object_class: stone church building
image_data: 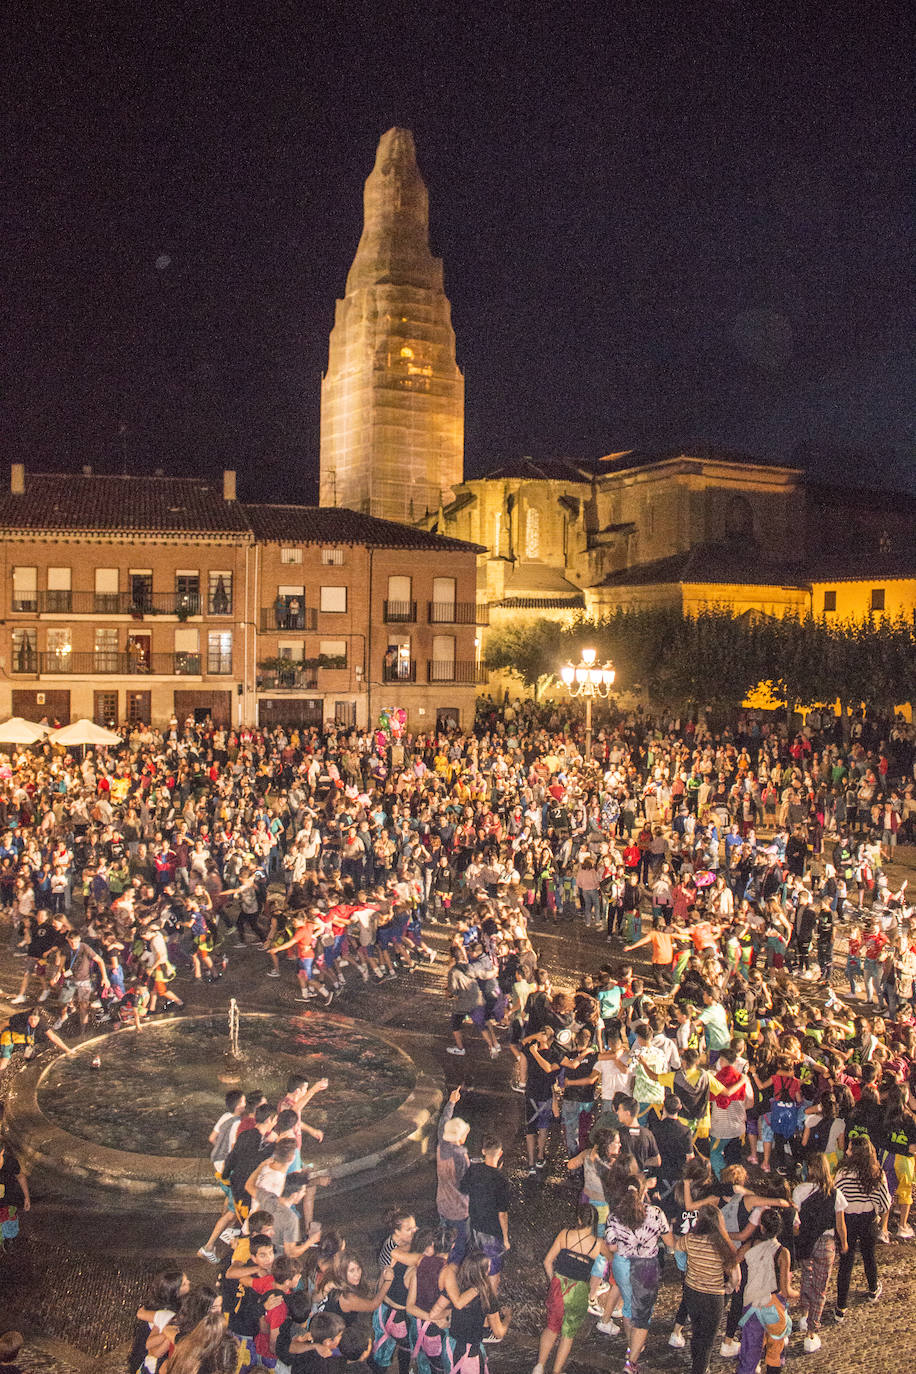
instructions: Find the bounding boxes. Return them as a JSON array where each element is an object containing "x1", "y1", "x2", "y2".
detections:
[{"x1": 321, "y1": 130, "x2": 916, "y2": 645}]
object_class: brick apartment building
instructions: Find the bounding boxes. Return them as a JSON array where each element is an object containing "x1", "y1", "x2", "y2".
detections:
[{"x1": 0, "y1": 465, "x2": 485, "y2": 732}]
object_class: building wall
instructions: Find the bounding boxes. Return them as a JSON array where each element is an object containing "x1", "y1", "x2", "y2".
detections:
[
  {"x1": 1, "y1": 526, "x2": 481, "y2": 733},
  {"x1": 1, "y1": 534, "x2": 248, "y2": 727},
  {"x1": 809, "y1": 577, "x2": 916, "y2": 621}
]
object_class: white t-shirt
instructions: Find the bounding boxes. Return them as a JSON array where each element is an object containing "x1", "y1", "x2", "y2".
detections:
[{"x1": 598, "y1": 1056, "x2": 633, "y2": 1102}]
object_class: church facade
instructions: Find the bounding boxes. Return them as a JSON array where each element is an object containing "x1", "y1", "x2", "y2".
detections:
[{"x1": 320, "y1": 131, "x2": 916, "y2": 673}]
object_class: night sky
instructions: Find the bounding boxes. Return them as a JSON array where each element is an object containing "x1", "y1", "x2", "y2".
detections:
[{"x1": 3, "y1": 2, "x2": 913, "y2": 501}]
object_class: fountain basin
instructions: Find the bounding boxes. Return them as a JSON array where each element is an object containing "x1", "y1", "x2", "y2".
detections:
[{"x1": 4, "y1": 1011, "x2": 441, "y2": 1203}]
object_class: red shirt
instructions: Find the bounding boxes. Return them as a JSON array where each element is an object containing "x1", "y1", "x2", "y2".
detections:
[{"x1": 864, "y1": 932, "x2": 888, "y2": 961}]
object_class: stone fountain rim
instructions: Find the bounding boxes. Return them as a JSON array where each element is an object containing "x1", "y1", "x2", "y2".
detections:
[{"x1": 4, "y1": 1010, "x2": 442, "y2": 1197}]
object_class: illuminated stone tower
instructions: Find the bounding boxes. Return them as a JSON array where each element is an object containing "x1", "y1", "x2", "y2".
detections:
[{"x1": 320, "y1": 128, "x2": 464, "y2": 522}]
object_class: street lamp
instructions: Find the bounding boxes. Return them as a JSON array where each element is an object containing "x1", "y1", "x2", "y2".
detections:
[{"x1": 559, "y1": 647, "x2": 615, "y2": 759}]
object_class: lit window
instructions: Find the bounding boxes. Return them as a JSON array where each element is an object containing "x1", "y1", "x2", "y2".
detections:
[
  {"x1": 525, "y1": 507, "x2": 540, "y2": 559},
  {"x1": 400, "y1": 346, "x2": 414, "y2": 359},
  {"x1": 207, "y1": 630, "x2": 232, "y2": 674},
  {"x1": 281, "y1": 547, "x2": 302, "y2": 564}
]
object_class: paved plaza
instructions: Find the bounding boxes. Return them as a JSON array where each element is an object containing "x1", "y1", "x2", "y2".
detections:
[{"x1": 3, "y1": 854, "x2": 916, "y2": 1374}]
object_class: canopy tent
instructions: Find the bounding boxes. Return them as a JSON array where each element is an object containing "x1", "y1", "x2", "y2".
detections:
[
  {"x1": 0, "y1": 716, "x2": 51, "y2": 744},
  {"x1": 48, "y1": 719, "x2": 122, "y2": 747}
]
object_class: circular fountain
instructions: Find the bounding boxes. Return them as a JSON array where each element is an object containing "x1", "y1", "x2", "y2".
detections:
[{"x1": 4, "y1": 1010, "x2": 440, "y2": 1203}]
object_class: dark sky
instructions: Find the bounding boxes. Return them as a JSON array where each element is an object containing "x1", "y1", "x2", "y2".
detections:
[{"x1": 3, "y1": 1, "x2": 913, "y2": 501}]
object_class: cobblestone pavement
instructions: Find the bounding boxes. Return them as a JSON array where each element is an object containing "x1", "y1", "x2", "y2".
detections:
[{"x1": 2, "y1": 847, "x2": 916, "y2": 1373}]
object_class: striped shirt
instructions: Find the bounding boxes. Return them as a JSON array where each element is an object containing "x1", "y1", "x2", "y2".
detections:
[
  {"x1": 677, "y1": 1232, "x2": 731, "y2": 1294},
  {"x1": 833, "y1": 1170, "x2": 891, "y2": 1216}
]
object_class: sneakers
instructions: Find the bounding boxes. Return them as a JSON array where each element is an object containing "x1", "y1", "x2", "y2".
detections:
[
  {"x1": 796, "y1": 1316, "x2": 807, "y2": 1334},
  {"x1": 868, "y1": 1282, "x2": 883, "y2": 1302},
  {"x1": 10, "y1": 994, "x2": 26, "y2": 1004},
  {"x1": 358, "y1": 966, "x2": 370, "y2": 982},
  {"x1": 446, "y1": 1045, "x2": 466, "y2": 1055},
  {"x1": 595, "y1": 1319, "x2": 620, "y2": 1336},
  {"x1": 668, "y1": 1330, "x2": 686, "y2": 1348},
  {"x1": 482, "y1": 1333, "x2": 502, "y2": 1344},
  {"x1": 593, "y1": 1281, "x2": 610, "y2": 1298},
  {"x1": 38, "y1": 989, "x2": 51, "y2": 1002},
  {"x1": 720, "y1": 1339, "x2": 741, "y2": 1357},
  {"x1": 897, "y1": 1225, "x2": 915, "y2": 1239},
  {"x1": 511, "y1": 1082, "x2": 525, "y2": 1093},
  {"x1": 536, "y1": 1157, "x2": 547, "y2": 1169},
  {"x1": 527, "y1": 1165, "x2": 538, "y2": 1176},
  {"x1": 803, "y1": 1334, "x2": 822, "y2": 1353},
  {"x1": 300, "y1": 988, "x2": 315, "y2": 1000},
  {"x1": 265, "y1": 969, "x2": 280, "y2": 978},
  {"x1": 197, "y1": 1247, "x2": 220, "y2": 1263},
  {"x1": 587, "y1": 1300, "x2": 604, "y2": 1317},
  {"x1": 877, "y1": 1231, "x2": 890, "y2": 1244},
  {"x1": 833, "y1": 1308, "x2": 846, "y2": 1323},
  {"x1": 319, "y1": 988, "x2": 334, "y2": 1006},
  {"x1": 531, "y1": 1365, "x2": 545, "y2": 1374}
]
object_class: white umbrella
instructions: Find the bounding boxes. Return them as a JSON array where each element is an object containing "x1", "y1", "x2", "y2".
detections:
[
  {"x1": 49, "y1": 719, "x2": 123, "y2": 747},
  {"x1": 0, "y1": 716, "x2": 51, "y2": 744}
]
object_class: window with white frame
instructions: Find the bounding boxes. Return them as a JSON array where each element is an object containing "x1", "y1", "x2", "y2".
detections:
[
  {"x1": 319, "y1": 639, "x2": 347, "y2": 668},
  {"x1": 46, "y1": 567, "x2": 72, "y2": 613},
  {"x1": 280, "y1": 547, "x2": 302, "y2": 564},
  {"x1": 208, "y1": 571, "x2": 233, "y2": 615},
  {"x1": 320, "y1": 585, "x2": 347, "y2": 614},
  {"x1": 12, "y1": 566, "x2": 37, "y2": 613},
  {"x1": 207, "y1": 630, "x2": 232, "y2": 674},
  {"x1": 94, "y1": 627, "x2": 119, "y2": 671},
  {"x1": 95, "y1": 567, "x2": 120, "y2": 613},
  {"x1": 174, "y1": 627, "x2": 200, "y2": 673},
  {"x1": 11, "y1": 627, "x2": 37, "y2": 672},
  {"x1": 47, "y1": 627, "x2": 71, "y2": 663},
  {"x1": 321, "y1": 547, "x2": 344, "y2": 565}
]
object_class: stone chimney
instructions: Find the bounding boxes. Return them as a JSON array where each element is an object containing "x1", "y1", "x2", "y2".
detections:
[
  {"x1": 223, "y1": 469, "x2": 237, "y2": 501},
  {"x1": 10, "y1": 463, "x2": 24, "y2": 495}
]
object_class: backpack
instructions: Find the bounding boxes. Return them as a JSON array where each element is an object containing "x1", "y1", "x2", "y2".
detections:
[
  {"x1": 796, "y1": 1187, "x2": 836, "y2": 1260},
  {"x1": 770, "y1": 1100, "x2": 798, "y2": 1140}
]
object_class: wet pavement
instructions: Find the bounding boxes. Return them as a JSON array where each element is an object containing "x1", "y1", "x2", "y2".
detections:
[{"x1": 2, "y1": 852, "x2": 916, "y2": 1373}]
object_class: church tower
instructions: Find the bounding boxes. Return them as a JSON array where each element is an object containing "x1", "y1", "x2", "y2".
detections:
[{"x1": 320, "y1": 128, "x2": 464, "y2": 522}]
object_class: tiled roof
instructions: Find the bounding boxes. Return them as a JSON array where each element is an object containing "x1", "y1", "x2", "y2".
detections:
[
  {"x1": 596, "y1": 545, "x2": 809, "y2": 589},
  {"x1": 597, "y1": 446, "x2": 799, "y2": 475},
  {"x1": 243, "y1": 504, "x2": 484, "y2": 551},
  {"x1": 471, "y1": 457, "x2": 595, "y2": 483},
  {"x1": 0, "y1": 473, "x2": 250, "y2": 535},
  {"x1": 0, "y1": 472, "x2": 483, "y2": 551}
]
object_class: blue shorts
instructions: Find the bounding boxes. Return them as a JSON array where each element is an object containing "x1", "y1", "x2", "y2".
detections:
[{"x1": 296, "y1": 956, "x2": 314, "y2": 977}]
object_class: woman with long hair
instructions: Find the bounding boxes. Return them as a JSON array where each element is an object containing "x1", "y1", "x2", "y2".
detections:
[
  {"x1": 677, "y1": 1203, "x2": 739, "y2": 1374},
  {"x1": 431, "y1": 1249, "x2": 511, "y2": 1374},
  {"x1": 834, "y1": 1138, "x2": 891, "y2": 1320},
  {"x1": 792, "y1": 1152, "x2": 839, "y2": 1352},
  {"x1": 161, "y1": 1313, "x2": 232, "y2": 1374},
  {"x1": 599, "y1": 1181, "x2": 675, "y2": 1374},
  {"x1": 532, "y1": 1203, "x2": 607, "y2": 1374}
]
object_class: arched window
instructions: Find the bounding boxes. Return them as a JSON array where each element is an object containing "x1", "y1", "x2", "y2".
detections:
[{"x1": 525, "y1": 506, "x2": 540, "y2": 559}]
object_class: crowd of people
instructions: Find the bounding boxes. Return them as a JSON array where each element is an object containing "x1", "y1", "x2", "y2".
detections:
[{"x1": 0, "y1": 699, "x2": 915, "y2": 1374}]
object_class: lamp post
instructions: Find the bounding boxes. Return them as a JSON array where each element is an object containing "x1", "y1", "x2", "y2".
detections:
[{"x1": 559, "y1": 648, "x2": 616, "y2": 759}]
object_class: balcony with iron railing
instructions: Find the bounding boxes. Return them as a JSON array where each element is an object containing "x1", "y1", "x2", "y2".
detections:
[
  {"x1": 257, "y1": 666, "x2": 319, "y2": 691},
  {"x1": 382, "y1": 660, "x2": 417, "y2": 683},
  {"x1": 19, "y1": 651, "x2": 207, "y2": 676},
  {"x1": 426, "y1": 660, "x2": 488, "y2": 685},
  {"x1": 259, "y1": 606, "x2": 319, "y2": 632},
  {"x1": 383, "y1": 600, "x2": 417, "y2": 624},
  {"x1": 27, "y1": 590, "x2": 223, "y2": 617},
  {"x1": 427, "y1": 601, "x2": 483, "y2": 624}
]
